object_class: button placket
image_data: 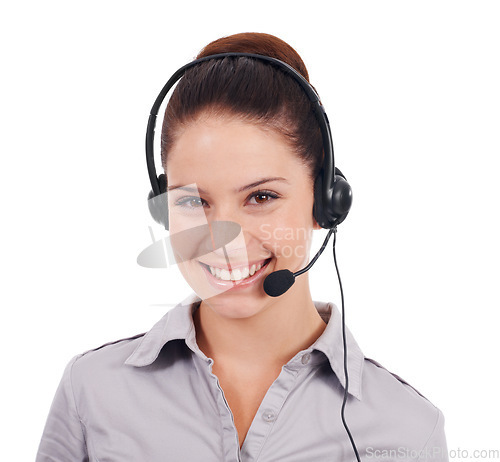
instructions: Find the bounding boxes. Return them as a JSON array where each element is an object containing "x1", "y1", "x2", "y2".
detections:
[
  {"x1": 205, "y1": 358, "x2": 241, "y2": 461},
  {"x1": 239, "y1": 366, "x2": 299, "y2": 460}
]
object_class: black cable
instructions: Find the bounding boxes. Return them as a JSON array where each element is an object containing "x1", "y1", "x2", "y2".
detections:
[
  {"x1": 332, "y1": 228, "x2": 361, "y2": 462},
  {"x1": 295, "y1": 228, "x2": 334, "y2": 277}
]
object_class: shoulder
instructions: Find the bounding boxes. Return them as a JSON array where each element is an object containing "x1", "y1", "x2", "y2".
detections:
[
  {"x1": 68, "y1": 332, "x2": 147, "y2": 379},
  {"x1": 360, "y1": 357, "x2": 447, "y2": 453},
  {"x1": 362, "y1": 356, "x2": 440, "y2": 416},
  {"x1": 363, "y1": 356, "x2": 433, "y2": 402}
]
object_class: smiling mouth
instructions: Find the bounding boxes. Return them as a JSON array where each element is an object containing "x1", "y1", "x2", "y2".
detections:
[{"x1": 198, "y1": 258, "x2": 272, "y2": 282}]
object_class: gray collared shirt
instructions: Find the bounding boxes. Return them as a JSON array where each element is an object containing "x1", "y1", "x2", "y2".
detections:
[{"x1": 36, "y1": 292, "x2": 449, "y2": 461}]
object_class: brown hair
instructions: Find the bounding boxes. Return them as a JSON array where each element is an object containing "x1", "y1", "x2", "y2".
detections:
[{"x1": 160, "y1": 32, "x2": 323, "y2": 185}]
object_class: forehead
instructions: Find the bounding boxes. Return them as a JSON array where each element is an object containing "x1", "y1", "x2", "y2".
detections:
[{"x1": 166, "y1": 115, "x2": 303, "y2": 184}]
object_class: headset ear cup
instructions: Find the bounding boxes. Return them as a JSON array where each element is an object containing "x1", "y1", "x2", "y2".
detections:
[
  {"x1": 147, "y1": 173, "x2": 169, "y2": 230},
  {"x1": 147, "y1": 190, "x2": 169, "y2": 230},
  {"x1": 331, "y1": 175, "x2": 353, "y2": 225},
  {"x1": 315, "y1": 167, "x2": 353, "y2": 228}
]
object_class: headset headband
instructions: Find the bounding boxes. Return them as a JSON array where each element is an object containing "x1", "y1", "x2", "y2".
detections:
[{"x1": 145, "y1": 52, "x2": 335, "y2": 200}]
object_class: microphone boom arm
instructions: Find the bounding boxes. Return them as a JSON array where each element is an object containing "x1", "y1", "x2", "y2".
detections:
[{"x1": 294, "y1": 227, "x2": 335, "y2": 277}]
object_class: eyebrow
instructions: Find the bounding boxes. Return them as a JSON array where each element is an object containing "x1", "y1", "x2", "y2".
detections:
[{"x1": 167, "y1": 177, "x2": 289, "y2": 194}]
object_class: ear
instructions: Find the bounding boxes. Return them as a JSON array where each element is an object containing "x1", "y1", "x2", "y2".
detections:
[{"x1": 312, "y1": 217, "x2": 322, "y2": 231}]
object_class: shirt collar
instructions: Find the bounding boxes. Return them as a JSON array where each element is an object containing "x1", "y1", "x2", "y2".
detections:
[{"x1": 124, "y1": 292, "x2": 364, "y2": 400}]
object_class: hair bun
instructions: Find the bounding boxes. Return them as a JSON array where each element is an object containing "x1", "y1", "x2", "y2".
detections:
[{"x1": 196, "y1": 32, "x2": 310, "y2": 82}]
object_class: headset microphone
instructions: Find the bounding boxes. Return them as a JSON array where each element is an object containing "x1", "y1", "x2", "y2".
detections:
[{"x1": 263, "y1": 228, "x2": 335, "y2": 297}]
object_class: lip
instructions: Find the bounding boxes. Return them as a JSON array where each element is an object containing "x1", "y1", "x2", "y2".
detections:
[{"x1": 198, "y1": 257, "x2": 272, "y2": 291}]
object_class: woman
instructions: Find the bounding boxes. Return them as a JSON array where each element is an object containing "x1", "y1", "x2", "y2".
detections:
[{"x1": 36, "y1": 32, "x2": 448, "y2": 461}]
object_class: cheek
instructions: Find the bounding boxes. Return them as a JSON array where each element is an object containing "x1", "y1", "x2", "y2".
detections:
[
  {"x1": 256, "y1": 222, "x2": 312, "y2": 262},
  {"x1": 253, "y1": 194, "x2": 315, "y2": 259}
]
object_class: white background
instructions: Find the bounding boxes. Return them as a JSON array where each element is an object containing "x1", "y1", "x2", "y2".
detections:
[{"x1": 1, "y1": 0, "x2": 499, "y2": 459}]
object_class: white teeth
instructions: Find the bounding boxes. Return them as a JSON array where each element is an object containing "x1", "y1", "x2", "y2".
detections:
[
  {"x1": 230, "y1": 269, "x2": 242, "y2": 281},
  {"x1": 206, "y1": 260, "x2": 269, "y2": 281}
]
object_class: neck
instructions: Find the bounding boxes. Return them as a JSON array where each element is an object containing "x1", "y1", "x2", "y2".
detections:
[{"x1": 193, "y1": 276, "x2": 327, "y2": 372}]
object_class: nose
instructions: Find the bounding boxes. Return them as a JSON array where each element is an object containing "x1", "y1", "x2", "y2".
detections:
[
  {"x1": 206, "y1": 202, "x2": 249, "y2": 236},
  {"x1": 205, "y1": 213, "x2": 248, "y2": 260},
  {"x1": 206, "y1": 202, "x2": 240, "y2": 226}
]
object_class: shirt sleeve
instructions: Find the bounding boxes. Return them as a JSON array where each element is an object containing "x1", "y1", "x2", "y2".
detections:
[
  {"x1": 418, "y1": 408, "x2": 449, "y2": 461},
  {"x1": 35, "y1": 354, "x2": 89, "y2": 462}
]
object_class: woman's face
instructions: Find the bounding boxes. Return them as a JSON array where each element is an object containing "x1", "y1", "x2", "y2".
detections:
[{"x1": 166, "y1": 113, "x2": 321, "y2": 318}]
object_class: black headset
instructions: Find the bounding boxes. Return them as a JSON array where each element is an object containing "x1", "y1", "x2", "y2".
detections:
[
  {"x1": 145, "y1": 52, "x2": 352, "y2": 231},
  {"x1": 144, "y1": 52, "x2": 360, "y2": 461}
]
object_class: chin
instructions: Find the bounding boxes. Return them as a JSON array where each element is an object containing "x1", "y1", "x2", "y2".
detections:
[{"x1": 202, "y1": 297, "x2": 268, "y2": 320}]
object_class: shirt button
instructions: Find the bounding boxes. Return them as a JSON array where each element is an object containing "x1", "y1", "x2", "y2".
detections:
[
  {"x1": 301, "y1": 353, "x2": 311, "y2": 365},
  {"x1": 262, "y1": 409, "x2": 276, "y2": 422}
]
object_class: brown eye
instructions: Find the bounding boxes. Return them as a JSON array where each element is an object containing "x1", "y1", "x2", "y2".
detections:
[
  {"x1": 248, "y1": 190, "x2": 280, "y2": 206},
  {"x1": 254, "y1": 193, "x2": 270, "y2": 204}
]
